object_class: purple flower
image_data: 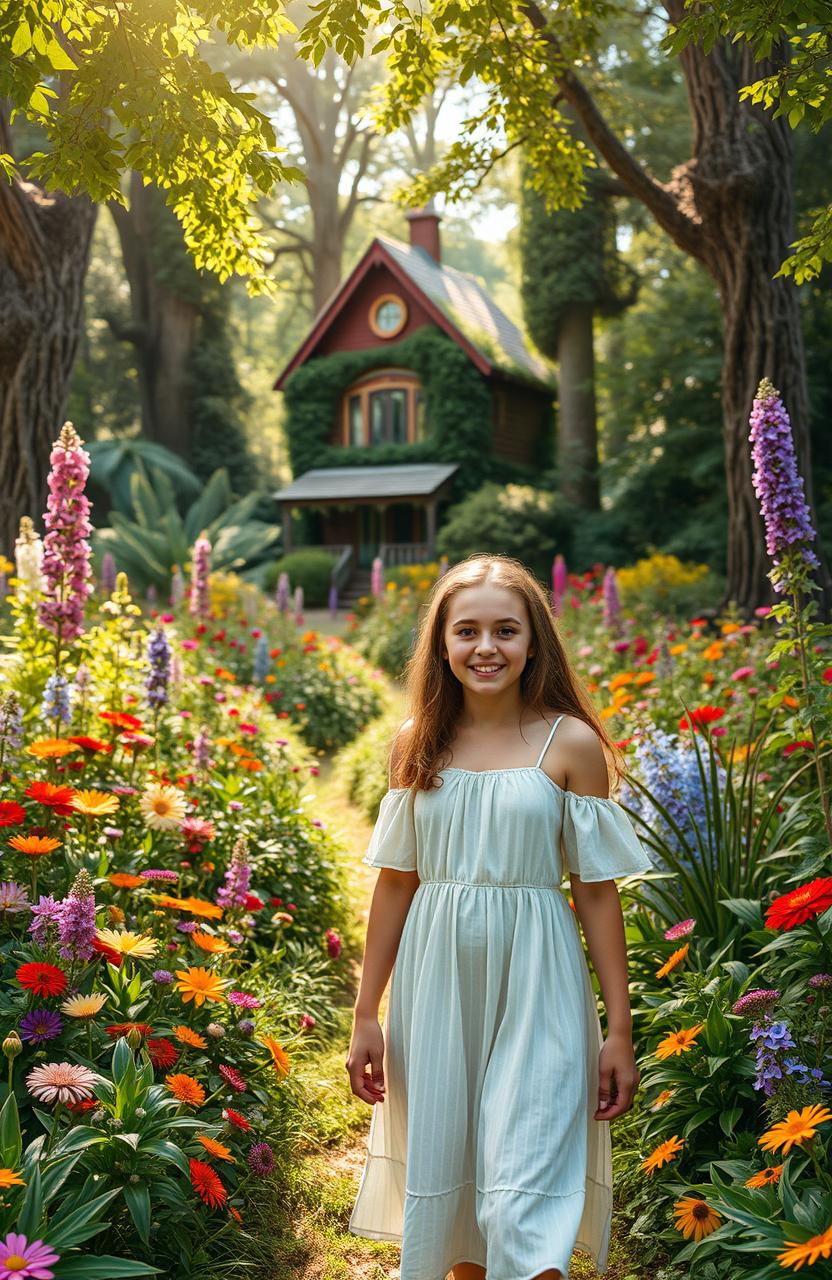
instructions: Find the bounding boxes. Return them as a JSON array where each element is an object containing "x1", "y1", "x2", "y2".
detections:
[
  {"x1": 28, "y1": 894, "x2": 63, "y2": 945},
  {"x1": 0, "y1": 881, "x2": 30, "y2": 914},
  {"x1": 247, "y1": 1141, "x2": 275, "y2": 1176},
  {"x1": 19, "y1": 1007, "x2": 64, "y2": 1045},
  {"x1": 176, "y1": 921, "x2": 198, "y2": 934},
  {"x1": 237, "y1": 1019, "x2": 255, "y2": 1036},
  {"x1": 552, "y1": 553, "x2": 567, "y2": 614},
  {"x1": 602, "y1": 566, "x2": 621, "y2": 630},
  {"x1": 275, "y1": 571, "x2": 290, "y2": 613},
  {"x1": 0, "y1": 692, "x2": 23, "y2": 757},
  {"x1": 102, "y1": 827, "x2": 123, "y2": 839},
  {"x1": 189, "y1": 534, "x2": 211, "y2": 619},
  {"x1": 152, "y1": 970, "x2": 174, "y2": 985},
  {"x1": 732, "y1": 989, "x2": 781, "y2": 1018},
  {"x1": 38, "y1": 423, "x2": 94, "y2": 645},
  {"x1": 216, "y1": 837, "x2": 251, "y2": 909},
  {"x1": 146, "y1": 626, "x2": 171, "y2": 708},
  {"x1": 140, "y1": 869, "x2": 179, "y2": 882},
  {"x1": 809, "y1": 973, "x2": 832, "y2": 990},
  {"x1": 0, "y1": 1232, "x2": 60, "y2": 1280},
  {"x1": 57, "y1": 869, "x2": 96, "y2": 963},
  {"x1": 749, "y1": 378, "x2": 820, "y2": 593},
  {"x1": 228, "y1": 992, "x2": 261, "y2": 1010},
  {"x1": 100, "y1": 551, "x2": 117, "y2": 597},
  {"x1": 193, "y1": 725, "x2": 212, "y2": 771},
  {"x1": 40, "y1": 671, "x2": 72, "y2": 725}
]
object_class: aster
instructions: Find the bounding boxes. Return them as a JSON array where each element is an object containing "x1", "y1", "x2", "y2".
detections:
[
  {"x1": 38, "y1": 424, "x2": 94, "y2": 645},
  {"x1": 19, "y1": 1008, "x2": 64, "y2": 1046}
]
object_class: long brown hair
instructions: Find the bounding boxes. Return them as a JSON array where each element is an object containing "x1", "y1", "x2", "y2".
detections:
[{"x1": 387, "y1": 553, "x2": 628, "y2": 795}]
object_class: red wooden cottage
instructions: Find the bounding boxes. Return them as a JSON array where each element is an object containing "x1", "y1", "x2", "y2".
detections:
[{"x1": 273, "y1": 209, "x2": 555, "y2": 583}]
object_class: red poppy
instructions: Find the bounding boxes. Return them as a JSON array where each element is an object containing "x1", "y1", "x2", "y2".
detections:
[
  {"x1": 146, "y1": 1037, "x2": 179, "y2": 1069},
  {"x1": 99, "y1": 710, "x2": 144, "y2": 730},
  {"x1": 91, "y1": 935, "x2": 123, "y2": 966},
  {"x1": 106, "y1": 1022, "x2": 154, "y2": 1039},
  {"x1": 765, "y1": 877, "x2": 832, "y2": 932},
  {"x1": 25, "y1": 781, "x2": 77, "y2": 815},
  {"x1": 678, "y1": 705, "x2": 726, "y2": 731},
  {"x1": 0, "y1": 801, "x2": 26, "y2": 828},
  {"x1": 16, "y1": 961, "x2": 68, "y2": 998},
  {"x1": 189, "y1": 1157, "x2": 227, "y2": 1209},
  {"x1": 67, "y1": 736, "x2": 113, "y2": 754},
  {"x1": 222, "y1": 1107, "x2": 251, "y2": 1132}
]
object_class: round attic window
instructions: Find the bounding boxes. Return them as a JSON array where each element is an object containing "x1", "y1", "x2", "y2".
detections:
[{"x1": 370, "y1": 294, "x2": 407, "y2": 339}]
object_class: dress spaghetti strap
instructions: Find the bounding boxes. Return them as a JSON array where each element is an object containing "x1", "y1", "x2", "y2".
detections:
[{"x1": 535, "y1": 714, "x2": 565, "y2": 769}]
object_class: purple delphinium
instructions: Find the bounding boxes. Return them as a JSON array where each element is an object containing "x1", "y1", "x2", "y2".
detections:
[
  {"x1": 216, "y1": 837, "x2": 251, "y2": 909},
  {"x1": 0, "y1": 881, "x2": 30, "y2": 914},
  {"x1": 100, "y1": 551, "x2": 117, "y2": 598},
  {"x1": 20, "y1": 1007, "x2": 64, "y2": 1045},
  {"x1": 749, "y1": 378, "x2": 820, "y2": 593},
  {"x1": 57, "y1": 870, "x2": 96, "y2": 963},
  {"x1": 38, "y1": 423, "x2": 94, "y2": 645},
  {"x1": 247, "y1": 1141, "x2": 275, "y2": 1176},
  {"x1": 40, "y1": 671, "x2": 72, "y2": 725},
  {"x1": 602, "y1": 567, "x2": 621, "y2": 631},
  {"x1": 28, "y1": 894, "x2": 63, "y2": 945},
  {"x1": 275, "y1": 571, "x2": 290, "y2": 613},
  {"x1": 146, "y1": 627, "x2": 171, "y2": 708},
  {"x1": 619, "y1": 722, "x2": 724, "y2": 862},
  {"x1": 189, "y1": 534, "x2": 211, "y2": 619},
  {"x1": 749, "y1": 1017, "x2": 797, "y2": 1097}
]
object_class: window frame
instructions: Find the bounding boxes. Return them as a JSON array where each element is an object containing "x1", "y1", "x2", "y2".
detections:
[
  {"x1": 341, "y1": 369, "x2": 423, "y2": 446},
  {"x1": 368, "y1": 293, "x2": 408, "y2": 339}
]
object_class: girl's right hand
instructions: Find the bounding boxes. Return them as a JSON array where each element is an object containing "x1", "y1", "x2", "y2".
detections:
[{"x1": 346, "y1": 1016, "x2": 386, "y2": 1105}]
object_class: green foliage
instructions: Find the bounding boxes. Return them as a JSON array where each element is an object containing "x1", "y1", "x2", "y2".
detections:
[
  {"x1": 0, "y1": 0, "x2": 303, "y2": 292},
  {"x1": 334, "y1": 706, "x2": 404, "y2": 817},
  {"x1": 265, "y1": 549, "x2": 339, "y2": 607},
  {"x1": 436, "y1": 480, "x2": 576, "y2": 583},
  {"x1": 282, "y1": 327, "x2": 505, "y2": 499},
  {"x1": 520, "y1": 163, "x2": 638, "y2": 357},
  {"x1": 272, "y1": 644, "x2": 385, "y2": 751},
  {"x1": 93, "y1": 466, "x2": 281, "y2": 591},
  {"x1": 85, "y1": 440, "x2": 203, "y2": 518}
]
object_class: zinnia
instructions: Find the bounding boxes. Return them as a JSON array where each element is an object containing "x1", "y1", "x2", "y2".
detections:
[
  {"x1": 26, "y1": 1062, "x2": 98, "y2": 1105},
  {"x1": 765, "y1": 877, "x2": 832, "y2": 932},
  {"x1": 0, "y1": 802, "x2": 26, "y2": 827},
  {"x1": 165, "y1": 1073, "x2": 206, "y2": 1106},
  {"x1": 147, "y1": 1038, "x2": 179, "y2": 1070}
]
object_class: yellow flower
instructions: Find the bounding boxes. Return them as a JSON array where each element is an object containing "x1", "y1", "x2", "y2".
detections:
[
  {"x1": 70, "y1": 789, "x2": 120, "y2": 817},
  {"x1": 656, "y1": 943, "x2": 690, "y2": 979},
  {"x1": 25, "y1": 738, "x2": 81, "y2": 759},
  {"x1": 777, "y1": 1223, "x2": 832, "y2": 1271},
  {"x1": 758, "y1": 1104, "x2": 832, "y2": 1156},
  {"x1": 672, "y1": 1196, "x2": 722, "y2": 1241},
  {"x1": 175, "y1": 966, "x2": 230, "y2": 1006},
  {"x1": 261, "y1": 1035, "x2": 290, "y2": 1078},
  {"x1": 0, "y1": 1168, "x2": 25, "y2": 1189},
  {"x1": 139, "y1": 783, "x2": 188, "y2": 832},
  {"x1": 61, "y1": 992, "x2": 108, "y2": 1018},
  {"x1": 641, "y1": 1134, "x2": 683, "y2": 1176},
  {"x1": 95, "y1": 928, "x2": 158, "y2": 959},
  {"x1": 655, "y1": 1024, "x2": 703, "y2": 1059}
]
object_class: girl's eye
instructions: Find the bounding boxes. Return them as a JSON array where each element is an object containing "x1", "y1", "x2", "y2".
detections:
[{"x1": 456, "y1": 628, "x2": 515, "y2": 637}]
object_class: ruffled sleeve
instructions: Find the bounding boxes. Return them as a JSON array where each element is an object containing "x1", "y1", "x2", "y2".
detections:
[
  {"x1": 560, "y1": 791, "x2": 653, "y2": 883},
  {"x1": 362, "y1": 787, "x2": 418, "y2": 872}
]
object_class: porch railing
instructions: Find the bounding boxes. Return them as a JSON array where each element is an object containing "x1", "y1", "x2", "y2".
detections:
[{"x1": 378, "y1": 542, "x2": 433, "y2": 566}]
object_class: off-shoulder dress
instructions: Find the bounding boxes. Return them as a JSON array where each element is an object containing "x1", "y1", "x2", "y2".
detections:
[{"x1": 348, "y1": 714, "x2": 654, "y2": 1280}]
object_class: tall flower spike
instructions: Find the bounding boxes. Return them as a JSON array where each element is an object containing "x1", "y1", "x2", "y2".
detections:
[
  {"x1": 41, "y1": 671, "x2": 72, "y2": 725},
  {"x1": 749, "y1": 379, "x2": 819, "y2": 594},
  {"x1": 216, "y1": 835, "x2": 251, "y2": 909},
  {"x1": 602, "y1": 566, "x2": 621, "y2": 630},
  {"x1": 57, "y1": 869, "x2": 97, "y2": 963},
  {"x1": 552, "y1": 553, "x2": 567, "y2": 615},
  {"x1": 170, "y1": 565, "x2": 185, "y2": 609},
  {"x1": 189, "y1": 535, "x2": 211, "y2": 619},
  {"x1": 100, "y1": 551, "x2": 117, "y2": 598},
  {"x1": 14, "y1": 516, "x2": 45, "y2": 599},
  {"x1": 38, "y1": 424, "x2": 94, "y2": 644},
  {"x1": 146, "y1": 626, "x2": 171, "y2": 708},
  {"x1": 276, "y1": 571, "x2": 290, "y2": 613}
]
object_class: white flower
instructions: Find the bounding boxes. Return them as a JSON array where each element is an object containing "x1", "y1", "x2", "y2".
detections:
[
  {"x1": 138, "y1": 783, "x2": 188, "y2": 832},
  {"x1": 26, "y1": 1062, "x2": 99, "y2": 1105},
  {"x1": 14, "y1": 516, "x2": 44, "y2": 598}
]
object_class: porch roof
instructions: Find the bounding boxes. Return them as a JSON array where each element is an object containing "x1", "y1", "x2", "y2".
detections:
[{"x1": 274, "y1": 463, "x2": 459, "y2": 504}]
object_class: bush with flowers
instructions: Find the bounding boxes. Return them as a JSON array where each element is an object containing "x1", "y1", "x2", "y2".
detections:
[{"x1": 0, "y1": 424, "x2": 358, "y2": 1277}]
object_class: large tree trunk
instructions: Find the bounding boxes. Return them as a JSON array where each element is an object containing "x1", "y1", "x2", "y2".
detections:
[
  {"x1": 556, "y1": 302, "x2": 600, "y2": 508},
  {"x1": 0, "y1": 107, "x2": 97, "y2": 554},
  {"x1": 107, "y1": 174, "x2": 199, "y2": 458}
]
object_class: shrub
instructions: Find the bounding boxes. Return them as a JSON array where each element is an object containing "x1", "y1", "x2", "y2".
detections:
[
  {"x1": 436, "y1": 481, "x2": 576, "y2": 583},
  {"x1": 263, "y1": 550, "x2": 338, "y2": 608}
]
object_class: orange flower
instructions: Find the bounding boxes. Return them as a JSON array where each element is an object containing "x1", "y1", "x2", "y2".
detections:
[
  {"x1": 189, "y1": 1157, "x2": 227, "y2": 1208},
  {"x1": 165, "y1": 1073, "x2": 206, "y2": 1106},
  {"x1": 70, "y1": 789, "x2": 120, "y2": 817},
  {"x1": 155, "y1": 894, "x2": 223, "y2": 920},
  {"x1": 99, "y1": 710, "x2": 144, "y2": 730},
  {"x1": 192, "y1": 932, "x2": 234, "y2": 955},
  {"x1": 745, "y1": 1164, "x2": 783, "y2": 1188},
  {"x1": 758, "y1": 1104, "x2": 832, "y2": 1156},
  {"x1": 656, "y1": 944, "x2": 690, "y2": 979},
  {"x1": 175, "y1": 966, "x2": 230, "y2": 1006},
  {"x1": 261, "y1": 1035, "x2": 290, "y2": 1078},
  {"x1": 655, "y1": 1025, "x2": 703, "y2": 1060},
  {"x1": 238, "y1": 758, "x2": 264, "y2": 773},
  {"x1": 196, "y1": 1134, "x2": 234, "y2": 1162},
  {"x1": 642, "y1": 1134, "x2": 684, "y2": 1175},
  {"x1": 765, "y1": 877, "x2": 832, "y2": 932},
  {"x1": 171, "y1": 1025, "x2": 209, "y2": 1050},
  {"x1": 672, "y1": 1196, "x2": 722, "y2": 1241},
  {"x1": 777, "y1": 1224, "x2": 832, "y2": 1271},
  {"x1": 25, "y1": 781, "x2": 77, "y2": 813},
  {"x1": 8, "y1": 834, "x2": 62, "y2": 856},
  {"x1": 25, "y1": 738, "x2": 81, "y2": 759},
  {"x1": 109, "y1": 872, "x2": 145, "y2": 889}
]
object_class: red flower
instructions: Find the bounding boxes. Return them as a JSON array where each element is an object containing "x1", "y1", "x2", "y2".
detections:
[
  {"x1": 678, "y1": 705, "x2": 726, "y2": 731},
  {"x1": 218, "y1": 1064, "x2": 247, "y2": 1093},
  {"x1": 99, "y1": 710, "x2": 144, "y2": 730},
  {"x1": 765, "y1": 877, "x2": 832, "y2": 932},
  {"x1": 91, "y1": 936, "x2": 122, "y2": 967},
  {"x1": 222, "y1": 1107, "x2": 252, "y2": 1132},
  {"x1": 106, "y1": 1022, "x2": 154, "y2": 1039},
  {"x1": 823, "y1": 667, "x2": 832, "y2": 684},
  {"x1": 16, "y1": 961, "x2": 67, "y2": 998},
  {"x1": 0, "y1": 801, "x2": 26, "y2": 827},
  {"x1": 243, "y1": 894, "x2": 264, "y2": 912},
  {"x1": 783, "y1": 740, "x2": 814, "y2": 756},
  {"x1": 25, "y1": 781, "x2": 77, "y2": 815},
  {"x1": 67, "y1": 736, "x2": 112, "y2": 754},
  {"x1": 146, "y1": 1037, "x2": 179, "y2": 1069},
  {"x1": 189, "y1": 1157, "x2": 227, "y2": 1209}
]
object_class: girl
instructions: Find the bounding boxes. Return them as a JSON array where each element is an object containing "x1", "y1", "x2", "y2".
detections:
[{"x1": 346, "y1": 554, "x2": 653, "y2": 1280}]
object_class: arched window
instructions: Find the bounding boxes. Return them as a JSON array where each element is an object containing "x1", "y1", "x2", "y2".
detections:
[{"x1": 343, "y1": 369, "x2": 425, "y2": 446}]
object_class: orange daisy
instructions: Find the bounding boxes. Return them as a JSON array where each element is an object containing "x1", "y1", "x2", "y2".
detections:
[
  {"x1": 745, "y1": 1164, "x2": 783, "y2": 1188},
  {"x1": 672, "y1": 1196, "x2": 722, "y2": 1241},
  {"x1": 175, "y1": 966, "x2": 230, "y2": 1006},
  {"x1": 238, "y1": 758, "x2": 264, "y2": 773},
  {"x1": 8, "y1": 834, "x2": 62, "y2": 856},
  {"x1": 196, "y1": 1135, "x2": 235, "y2": 1162},
  {"x1": 70, "y1": 789, "x2": 120, "y2": 817},
  {"x1": 758, "y1": 1104, "x2": 832, "y2": 1156},
  {"x1": 109, "y1": 872, "x2": 145, "y2": 889},
  {"x1": 777, "y1": 1224, "x2": 832, "y2": 1270},
  {"x1": 655, "y1": 1025, "x2": 703, "y2": 1059},
  {"x1": 261, "y1": 1035, "x2": 290, "y2": 1078},
  {"x1": 171, "y1": 1025, "x2": 209, "y2": 1050},
  {"x1": 165, "y1": 1073, "x2": 206, "y2": 1106},
  {"x1": 25, "y1": 738, "x2": 81, "y2": 759},
  {"x1": 642, "y1": 1135, "x2": 684, "y2": 1176},
  {"x1": 656, "y1": 944, "x2": 690, "y2": 979},
  {"x1": 191, "y1": 932, "x2": 234, "y2": 955}
]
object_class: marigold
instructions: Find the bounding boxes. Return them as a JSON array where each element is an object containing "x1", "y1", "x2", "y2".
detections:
[
  {"x1": 175, "y1": 966, "x2": 230, "y2": 1006},
  {"x1": 655, "y1": 1025, "x2": 703, "y2": 1059},
  {"x1": 261, "y1": 1035, "x2": 290, "y2": 1078},
  {"x1": 189, "y1": 1157, "x2": 227, "y2": 1208},
  {"x1": 171, "y1": 1025, "x2": 209, "y2": 1050},
  {"x1": 8, "y1": 834, "x2": 62, "y2": 856},
  {"x1": 758, "y1": 1104, "x2": 832, "y2": 1155},
  {"x1": 70, "y1": 789, "x2": 120, "y2": 817},
  {"x1": 642, "y1": 1134, "x2": 684, "y2": 1175},
  {"x1": 196, "y1": 1134, "x2": 234, "y2": 1162},
  {"x1": 672, "y1": 1196, "x2": 722, "y2": 1241},
  {"x1": 165, "y1": 1073, "x2": 206, "y2": 1106}
]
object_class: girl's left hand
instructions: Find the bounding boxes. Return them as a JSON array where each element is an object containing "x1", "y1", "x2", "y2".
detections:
[{"x1": 594, "y1": 1032, "x2": 640, "y2": 1121}]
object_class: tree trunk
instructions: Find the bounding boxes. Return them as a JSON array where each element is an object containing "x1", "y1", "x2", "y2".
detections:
[
  {"x1": 0, "y1": 119, "x2": 97, "y2": 554},
  {"x1": 556, "y1": 302, "x2": 600, "y2": 509},
  {"x1": 108, "y1": 174, "x2": 199, "y2": 458}
]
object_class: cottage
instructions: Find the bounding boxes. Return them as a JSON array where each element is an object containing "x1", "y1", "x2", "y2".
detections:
[{"x1": 273, "y1": 209, "x2": 555, "y2": 588}]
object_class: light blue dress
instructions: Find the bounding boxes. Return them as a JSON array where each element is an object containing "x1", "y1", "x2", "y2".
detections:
[{"x1": 349, "y1": 715, "x2": 654, "y2": 1280}]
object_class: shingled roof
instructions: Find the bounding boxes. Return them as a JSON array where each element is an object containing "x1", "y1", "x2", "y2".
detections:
[{"x1": 274, "y1": 463, "x2": 459, "y2": 503}]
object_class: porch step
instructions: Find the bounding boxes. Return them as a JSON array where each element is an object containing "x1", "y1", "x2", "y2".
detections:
[{"x1": 337, "y1": 569, "x2": 373, "y2": 610}]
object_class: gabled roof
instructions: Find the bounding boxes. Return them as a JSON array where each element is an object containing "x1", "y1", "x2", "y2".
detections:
[
  {"x1": 274, "y1": 463, "x2": 459, "y2": 503},
  {"x1": 273, "y1": 233, "x2": 554, "y2": 392}
]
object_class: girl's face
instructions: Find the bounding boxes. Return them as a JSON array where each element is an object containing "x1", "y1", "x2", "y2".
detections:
[{"x1": 441, "y1": 583, "x2": 534, "y2": 694}]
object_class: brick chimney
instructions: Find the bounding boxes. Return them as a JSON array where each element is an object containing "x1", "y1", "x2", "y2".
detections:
[{"x1": 406, "y1": 206, "x2": 442, "y2": 264}]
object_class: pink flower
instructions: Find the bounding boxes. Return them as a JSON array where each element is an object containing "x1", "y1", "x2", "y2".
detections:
[
  {"x1": 189, "y1": 534, "x2": 212, "y2": 619},
  {"x1": 730, "y1": 666, "x2": 754, "y2": 681},
  {"x1": 38, "y1": 424, "x2": 94, "y2": 645},
  {"x1": 664, "y1": 918, "x2": 696, "y2": 941},
  {"x1": 0, "y1": 1232, "x2": 60, "y2": 1279}
]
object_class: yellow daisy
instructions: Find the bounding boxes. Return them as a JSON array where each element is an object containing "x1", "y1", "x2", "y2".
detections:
[
  {"x1": 655, "y1": 1024, "x2": 703, "y2": 1059},
  {"x1": 60, "y1": 992, "x2": 108, "y2": 1018},
  {"x1": 672, "y1": 1196, "x2": 722, "y2": 1241},
  {"x1": 70, "y1": 789, "x2": 120, "y2": 817},
  {"x1": 777, "y1": 1223, "x2": 832, "y2": 1271},
  {"x1": 95, "y1": 928, "x2": 158, "y2": 959},
  {"x1": 745, "y1": 1164, "x2": 783, "y2": 1188}
]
